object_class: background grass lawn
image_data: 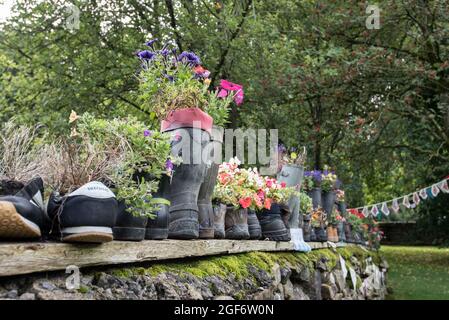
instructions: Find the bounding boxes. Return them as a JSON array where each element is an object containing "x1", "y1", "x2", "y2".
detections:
[{"x1": 381, "y1": 246, "x2": 449, "y2": 300}]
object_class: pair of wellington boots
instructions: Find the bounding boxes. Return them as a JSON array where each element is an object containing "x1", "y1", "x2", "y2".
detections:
[{"x1": 162, "y1": 126, "x2": 223, "y2": 240}]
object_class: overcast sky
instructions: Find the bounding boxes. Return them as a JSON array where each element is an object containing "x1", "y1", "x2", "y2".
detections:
[{"x1": 0, "y1": 0, "x2": 14, "y2": 23}]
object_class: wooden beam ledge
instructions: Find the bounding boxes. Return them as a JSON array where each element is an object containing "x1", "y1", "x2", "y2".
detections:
[{"x1": 0, "y1": 240, "x2": 349, "y2": 277}]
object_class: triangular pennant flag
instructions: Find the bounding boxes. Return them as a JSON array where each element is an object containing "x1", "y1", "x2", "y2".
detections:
[
  {"x1": 371, "y1": 205, "x2": 379, "y2": 217},
  {"x1": 402, "y1": 196, "x2": 411, "y2": 209},
  {"x1": 413, "y1": 192, "x2": 420, "y2": 206},
  {"x1": 426, "y1": 187, "x2": 434, "y2": 199},
  {"x1": 419, "y1": 188, "x2": 428, "y2": 200},
  {"x1": 377, "y1": 212, "x2": 382, "y2": 220},
  {"x1": 431, "y1": 184, "x2": 440, "y2": 197},
  {"x1": 438, "y1": 179, "x2": 449, "y2": 194},
  {"x1": 362, "y1": 207, "x2": 369, "y2": 217},
  {"x1": 381, "y1": 202, "x2": 390, "y2": 216},
  {"x1": 391, "y1": 199, "x2": 400, "y2": 213}
]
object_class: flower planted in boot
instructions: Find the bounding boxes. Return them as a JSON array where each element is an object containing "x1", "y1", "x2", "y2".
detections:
[
  {"x1": 257, "y1": 203, "x2": 291, "y2": 242},
  {"x1": 113, "y1": 201, "x2": 148, "y2": 241},
  {"x1": 0, "y1": 177, "x2": 48, "y2": 239},
  {"x1": 47, "y1": 181, "x2": 118, "y2": 243}
]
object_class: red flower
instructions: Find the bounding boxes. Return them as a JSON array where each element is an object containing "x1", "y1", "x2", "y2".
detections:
[
  {"x1": 266, "y1": 179, "x2": 273, "y2": 188},
  {"x1": 239, "y1": 197, "x2": 252, "y2": 209},
  {"x1": 193, "y1": 65, "x2": 210, "y2": 78},
  {"x1": 280, "y1": 181, "x2": 286, "y2": 188},
  {"x1": 264, "y1": 198, "x2": 272, "y2": 210}
]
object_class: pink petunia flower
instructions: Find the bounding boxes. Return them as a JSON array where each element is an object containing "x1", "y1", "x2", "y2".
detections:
[{"x1": 217, "y1": 79, "x2": 244, "y2": 106}]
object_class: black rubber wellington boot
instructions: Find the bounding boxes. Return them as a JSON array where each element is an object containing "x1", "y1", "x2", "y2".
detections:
[
  {"x1": 197, "y1": 127, "x2": 223, "y2": 239},
  {"x1": 145, "y1": 176, "x2": 170, "y2": 240},
  {"x1": 165, "y1": 127, "x2": 209, "y2": 240},
  {"x1": 213, "y1": 203, "x2": 226, "y2": 239},
  {"x1": 314, "y1": 226, "x2": 328, "y2": 242},
  {"x1": 247, "y1": 209, "x2": 262, "y2": 240},
  {"x1": 0, "y1": 177, "x2": 48, "y2": 239},
  {"x1": 225, "y1": 207, "x2": 250, "y2": 240},
  {"x1": 257, "y1": 203, "x2": 291, "y2": 241},
  {"x1": 113, "y1": 201, "x2": 148, "y2": 241},
  {"x1": 47, "y1": 181, "x2": 118, "y2": 243},
  {"x1": 302, "y1": 213, "x2": 312, "y2": 242}
]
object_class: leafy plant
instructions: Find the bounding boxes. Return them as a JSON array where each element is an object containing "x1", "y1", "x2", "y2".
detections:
[
  {"x1": 136, "y1": 39, "x2": 243, "y2": 127},
  {"x1": 75, "y1": 113, "x2": 178, "y2": 217},
  {"x1": 299, "y1": 192, "x2": 313, "y2": 214},
  {"x1": 303, "y1": 170, "x2": 322, "y2": 191},
  {"x1": 320, "y1": 166, "x2": 337, "y2": 192},
  {"x1": 42, "y1": 112, "x2": 177, "y2": 217},
  {"x1": 327, "y1": 208, "x2": 344, "y2": 226}
]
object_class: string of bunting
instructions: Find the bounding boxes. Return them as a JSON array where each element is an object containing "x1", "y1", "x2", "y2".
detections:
[{"x1": 349, "y1": 175, "x2": 449, "y2": 218}]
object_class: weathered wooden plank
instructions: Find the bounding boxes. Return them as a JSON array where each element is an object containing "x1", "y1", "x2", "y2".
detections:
[{"x1": 0, "y1": 240, "x2": 344, "y2": 277}]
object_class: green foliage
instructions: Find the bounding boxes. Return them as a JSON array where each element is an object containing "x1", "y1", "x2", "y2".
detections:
[
  {"x1": 138, "y1": 54, "x2": 207, "y2": 119},
  {"x1": 75, "y1": 113, "x2": 175, "y2": 217},
  {"x1": 299, "y1": 192, "x2": 312, "y2": 214}
]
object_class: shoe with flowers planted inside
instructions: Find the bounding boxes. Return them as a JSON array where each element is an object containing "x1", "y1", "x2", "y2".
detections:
[
  {"x1": 47, "y1": 181, "x2": 118, "y2": 243},
  {"x1": 0, "y1": 177, "x2": 49, "y2": 239}
]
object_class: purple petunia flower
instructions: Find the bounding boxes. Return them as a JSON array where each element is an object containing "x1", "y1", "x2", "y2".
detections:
[
  {"x1": 166, "y1": 159, "x2": 174, "y2": 171},
  {"x1": 311, "y1": 170, "x2": 322, "y2": 182},
  {"x1": 178, "y1": 51, "x2": 201, "y2": 66},
  {"x1": 137, "y1": 50, "x2": 156, "y2": 61},
  {"x1": 159, "y1": 49, "x2": 170, "y2": 57},
  {"x1": 144, "y1": 130, "x2": 152, "y2": 137},
  {"x1": 145, "y1": 39, "x2": 158, "y2": 48}
]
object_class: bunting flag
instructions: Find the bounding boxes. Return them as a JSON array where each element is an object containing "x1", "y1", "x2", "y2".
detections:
[
  {"x1": 431, "y1": 184, "x2": 440, "y2": 197},
  {"x1": 402, "y1": 196, "x2": 411, "y2": 209},
  {"x1": 391, "y1": 199, "x2": 400, "y2": 213},
  {"x1": 419, "y1": 188, "x2": 428, "y2": 200},
  {"x1": 362, "y1": 207, "x2": 369, "y2": 217},
  {"x1": 348, "y1": 176, "x2": 449, "y2": 220},
  {"x1": 371, "y1": 205, "x2": 379, "y2": 217},
  {"x1": 381, "y1": 202, "x2": 390, "y2": 216},
  {"x1": 438, "y1": 180, "x2": 449, "y2": 193},
  {"x1": 413, "y1": 192, "x2": 420, "y2": 206}
]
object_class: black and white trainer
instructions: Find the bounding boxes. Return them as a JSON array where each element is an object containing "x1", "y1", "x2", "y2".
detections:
[
  {"x1": 0, "y1": 177, "x2": 48, "y2": 239},
  {"x1": 47, "y1": 181, "x2": 118, "y2": 243}
]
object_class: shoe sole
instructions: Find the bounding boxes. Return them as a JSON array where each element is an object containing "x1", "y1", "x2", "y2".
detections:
[
  {"x1": 62, "y1": 226, "x2": 113, "y2": 243},
  {"x1": 0, "y1": 201, "x2": 41, "y2": 238}
]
